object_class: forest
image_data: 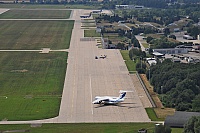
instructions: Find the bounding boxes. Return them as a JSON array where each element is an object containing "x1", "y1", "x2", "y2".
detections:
[{"x1": 147, "y1": 60, "x2": 200, "y2": 111}]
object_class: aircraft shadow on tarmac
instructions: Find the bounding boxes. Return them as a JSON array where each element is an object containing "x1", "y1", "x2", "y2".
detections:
[{"x1": 94, "y1": 103, "x2": 141, "y2": 109}]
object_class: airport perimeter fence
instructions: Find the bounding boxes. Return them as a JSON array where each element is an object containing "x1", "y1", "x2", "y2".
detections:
[{"x1": 136, "y1": 72, "x2": 156, "y2": 108}]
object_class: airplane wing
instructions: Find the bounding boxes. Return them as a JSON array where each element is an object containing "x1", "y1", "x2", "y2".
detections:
[{"x1": 92, "y1": 98, "x2": 109, "y2": 104}]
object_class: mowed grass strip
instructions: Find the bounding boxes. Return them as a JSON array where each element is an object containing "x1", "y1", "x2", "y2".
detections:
[
  {"x1": 0, "y1": 123, "x2": 155, "y2": 133},
  {"x1": 0, "y1": 10, "x2": 71, "y2": 19},
  {"x1": 120, "y1": 50, "x2": 137, "y2": 72},
  {"x1": 0, "y1": 20, "x2": 74, "y2": 49},
  {"x1": 0, "y1": 52, "x2": 67, "y2": 120},
  {"x1": 0, "y1": 4, "x2": 100, "y2": 9},
  {"x1": 0, "y1": 4, "x2": 66, "y2": 9},
  {"x1": 84, "y1": 30, "x2": 100, "y2": 37}
]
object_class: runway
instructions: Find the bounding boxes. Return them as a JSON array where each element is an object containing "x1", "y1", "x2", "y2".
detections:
[{"x1": 57, "y1": 9, "x2": 150, "y2": 122}]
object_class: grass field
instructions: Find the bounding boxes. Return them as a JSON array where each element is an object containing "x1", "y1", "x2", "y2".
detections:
[
  {"x1": 142, "y1": 43, "x2": 149, "y2": 48},
  {"x1": 145, "y1": 108, "x2": 164, "y2": 121},
  {"x1": 120, "y1": 50, "x2": 138, "y2": 72},
  {"x1": 0, "y1": 4, "x2": 100, "y2": 9},
  {"x1": 0, "y1": 123, "x2": 155, "y2": 133},
  {"x1": 171, "y1": 128, "x2": 184, "y2": 133},
  {"x1": 0, "y1": 20, "x2": 74, "y2": 49},
  {"x1": 0, "y1": 4, "x2": 66, "y2": 8},
  {"x1": 84, "y1": 30, "x2": 100, "y2": 37},
  {"x1": 0, "y1": 10, "x2": 71, "y2": 19},
  {"x1": 0, "y1": 52, "x2": 67, "y2": 120}
]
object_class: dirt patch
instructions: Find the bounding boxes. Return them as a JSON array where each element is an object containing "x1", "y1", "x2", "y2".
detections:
[
  {"x1": 11, "y1": 69, "x2": 28, "y2": 73},
  {"x1": 154, "y1": 108, "x2": 175, "y2": 119},
  {"x1": 1, "y1": 118, "x2": 8, "y2": 121},
  {"x1": 30, "y1": 123, "x2": 42, "y2": 127}
]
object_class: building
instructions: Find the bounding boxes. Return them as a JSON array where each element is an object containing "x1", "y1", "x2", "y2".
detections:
[
  {"x1": 153, "y1": 48, "x2": 188, "y2": 55},
  {"x1": 146, "y1": 58, "x2": 157, "y2": 66},
  {"x1": 165, "y1": 111, "x2": 200, "y2": 128},
  {"x1": 183, "y1": 35, "x2": 194, "y2": 40},
  {"x1": 173, "y1": 28, "x2": 180, "y2": 32},
  {"x1": 152, "y1": 52, "x2": 164, "y2": 58},
  {"x1": 115, "y1": 5, "x2": 144, "y2": 9}
]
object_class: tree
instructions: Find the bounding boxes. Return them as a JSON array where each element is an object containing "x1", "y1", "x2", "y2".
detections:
[
  {"x1": 148, "y1": 47, "x2": 153, "y2": 54},
  {"x1": 164, "y1": 28, "x2": 170, "y2": 36},
  {"x1": 192, "y1": 94, "x2": 200, "y2": 112},
  {"x1": 146, "y1": 36, "x2": 154, "y2": 43},
  {"x1": 184, "y1": 116, "x2": 200, "y2": 133},
  {"x1": 169, "y1": 35, "x2": 176, "y2": 40},
  {"x1": 116, "y1": 43, "x2": 125, "y2": 50},
  {"x1": 155, "y1": 124, "x2": 171, "y2": 133},
  {"x1": 187, "y1": 26, "x2": 200, "y2": 39},
  {"x1": 118, "y1": 29, "x2": 125, "y2": 37}
]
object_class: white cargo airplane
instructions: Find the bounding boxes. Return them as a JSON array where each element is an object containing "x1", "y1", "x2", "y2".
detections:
[{"x1": 92, "y1": 90, "x2": 132, "y2": 105}]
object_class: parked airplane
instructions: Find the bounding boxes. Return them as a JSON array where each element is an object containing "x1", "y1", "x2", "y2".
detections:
[{"x1": 92, "y1": 90, "x2": 132, "y2": 104}]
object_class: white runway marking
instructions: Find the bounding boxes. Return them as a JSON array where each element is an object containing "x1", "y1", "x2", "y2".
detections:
[
  {"x1": 89, "y1": 74, "x2": 93, "y2": 115},
  {"x1": 0, "y1": 8, "x2": 9, "y2": 14}
]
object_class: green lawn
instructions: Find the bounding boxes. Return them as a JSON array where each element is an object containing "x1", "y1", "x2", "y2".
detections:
[
  {"x1": 0, "y1": 4, "x2": 66, "y2": 8},
  {"x1": 120, "y1": 50, "x2": 137, "y2": 72},
  {"x1": 0, "y1": 20, "x2": 74, "y2": 49},
  {"x1": 0, "y1": 52, "x2": 67, "y2": 120},
  {"x1": 172, "y1": 128, "x2": 184, "y2": 133},
  {"x1": 0, "y1": 10, "x2": 71, "y2": 19},
  {"x1": 65, "y1": 4, "x2": 101, "y2": 9},
  {"x1": 142, "y1": 43, "x2": 149, "y2": 48},
  {"x1": 0, "y1": 4, "x2": 101, "y2": 9},
  {"x1": 145, "y1": 108, "x2": 164, "y2": 121},
  {"x1": 84, "y1": 30, "x2": 100, "y2": 37},
  {"x1": 0, "y1": 123, "x2": 155, "y2": 133}
]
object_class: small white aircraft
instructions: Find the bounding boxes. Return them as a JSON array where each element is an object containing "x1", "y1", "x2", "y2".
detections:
[{"x1": 92, "y1": 90, "x2": 132, "y2": 105}]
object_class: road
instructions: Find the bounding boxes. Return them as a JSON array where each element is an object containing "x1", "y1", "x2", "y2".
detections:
[
  {"x1": 135, "y1": 35, "x2": 147, "y2": 51},
  {"x1": 0, "y1": 9, "x2": 151, "y2": 124}
]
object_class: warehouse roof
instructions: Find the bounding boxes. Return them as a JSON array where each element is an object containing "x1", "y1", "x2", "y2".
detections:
[{"x1": 165, "y1": 111, "x2": 200, "y2": 128}]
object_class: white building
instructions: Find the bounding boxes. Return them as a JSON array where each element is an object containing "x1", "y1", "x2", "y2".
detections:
[{"x1": 183, "y1": 35, "x2": 194, "y2": 40}]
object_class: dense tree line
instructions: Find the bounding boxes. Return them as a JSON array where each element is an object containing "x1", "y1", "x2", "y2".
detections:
[
  {"x1": 184, "y1": 116, "x2": 200, "y2": 133},
  {"x1": 147, "y1": 60, "x2": 200, "y2": 111},
  {"x1": 129, "y1": 48, "x2": 146, "y2": 73},
  {"x1": 96, "y1": 14, "x2": 124, "y2": 23}
]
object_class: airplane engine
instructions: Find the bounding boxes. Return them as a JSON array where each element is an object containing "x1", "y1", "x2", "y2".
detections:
[{"x1": 99, "y1": 100, "x2": 103, "y2": 104}]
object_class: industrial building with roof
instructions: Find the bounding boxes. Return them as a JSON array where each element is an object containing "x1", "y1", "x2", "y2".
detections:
[
  {"x1": 165, "y1": 111, "x2": 200, "y2": 128},
  {"x1": 153, "y1": 48, "x2": 188, "y2": 55}
]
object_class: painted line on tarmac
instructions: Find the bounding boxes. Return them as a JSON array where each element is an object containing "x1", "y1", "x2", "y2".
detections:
[{"x1": 89, "y1": 74, "x2": 93, "y2": 115}]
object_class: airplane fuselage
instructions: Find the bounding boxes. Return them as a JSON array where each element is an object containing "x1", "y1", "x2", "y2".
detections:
[{"x1": 93, "y1": 96, "x2": 124, "y2": 104}]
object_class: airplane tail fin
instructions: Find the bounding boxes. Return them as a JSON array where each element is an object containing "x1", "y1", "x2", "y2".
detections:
[
  {"x1": 118, "y1": 92, "x2": 126, "y2": 99},
  {"x1": 118, "y1": 90, "x2": 133, "y2": 99}
]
